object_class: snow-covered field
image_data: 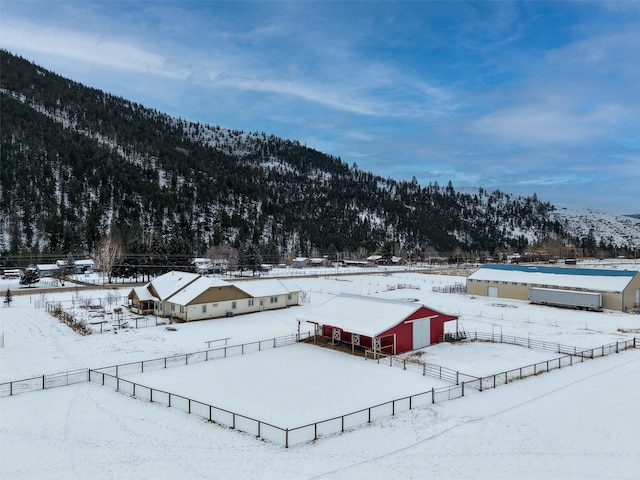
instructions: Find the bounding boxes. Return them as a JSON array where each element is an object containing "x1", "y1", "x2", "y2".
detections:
[{"x1": 1, "y1": 267, "x2": 639, "y2": 479}]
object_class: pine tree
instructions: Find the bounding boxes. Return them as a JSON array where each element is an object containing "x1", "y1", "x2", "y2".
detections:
[
  {"x1": 20, "y1": 268, "x2": 40, "y2": 287},
  {"x1": 3, "y1": 288, "x2": 12, "y2": 306}
]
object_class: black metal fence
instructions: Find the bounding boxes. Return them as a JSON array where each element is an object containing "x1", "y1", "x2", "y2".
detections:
[
  {"x1": 0, "y1": 368, "x2": 89, "y2": 397},
  {"x1": 3, "y1": 332, "x2": 638, "y2": 448}
]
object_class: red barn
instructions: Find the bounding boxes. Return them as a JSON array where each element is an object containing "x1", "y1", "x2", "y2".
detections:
[{"x1": 298, "y1": 294, "x2": 458, "y2": 355}]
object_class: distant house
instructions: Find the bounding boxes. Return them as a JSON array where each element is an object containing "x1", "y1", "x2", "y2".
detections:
[
  {"x1": 192, "y1": 258, "x2": 213, "y2": 274},
  {"x1": 75, "y1": 259, "x2": 95, "y2": 273},
  {"x1": 467, "y1": 264, "x2": 640, "y2": 312},
  {"x1": 127, "y1": 270, "x2": 300, "y2": 320},
  {"x1": 36, "y1": 264, "x2": 60, "y2": 277},
  {"x1": 292, "y1": 257, "x2": 312, "y2": 268},
  {"x1": 298, "y1": 294, "x2": 458, "y2": 355}
]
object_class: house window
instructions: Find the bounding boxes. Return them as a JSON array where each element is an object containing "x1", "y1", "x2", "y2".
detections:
[
  {"x1": 270, "y1": 296, "x2": 278, "y2": 303},
  {"x1": 170, "y1": 304, "x2": 175, "y2": 312},
  {"x1": 179, "y1": 305, "x2": 184, "y2": 313},
  {"x1": 288, "y1": 293, "x2": 292, "y2": 300},
  {"x1": 248, "y1": 299, "x2": 254, "y2": 307},
  {"x1": 232, "y1": 301, "x2": 237, "y2": 309},
  {"x1": 202, "y1": 305, "x2": 207, "y2": 313}
]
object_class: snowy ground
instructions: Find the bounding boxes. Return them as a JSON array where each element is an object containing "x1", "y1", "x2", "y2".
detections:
[{"x1": 1, "y1": 268, "x2": 639, "y2": 479}]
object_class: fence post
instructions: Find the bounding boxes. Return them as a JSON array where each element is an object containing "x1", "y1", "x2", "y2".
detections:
[
  {"x1": 285, "y1": 429, "x2": 289, "y2": 448},
  {"x1": 342, "y1": 416, "x2": 345, "y2": 432},
  {"x1": 479, "y1": 377, "x2": 483, "y2": 392},
  {"x1": 42, "y1": 375, "x2": 45, "y2": 390},
  {"x1": 257, "y1": 421, "x2": 261, "y2": 438},
  {"x1": 392, "y1": 400, "x2": 395, "y2": 416},
  {"x1": 461, "y1": 382, "x2": 464, "y2": 397},
  {"x1": 456, "y1": 371, "x2": 459, "y2": 385},
  {"x1": 431, "y1": 387, "x2": 435, "y2": 403},
  {"x1": 423, "y1": 363, "x2": 426, "y2": 376},
  {"x1": 314, "y1": 423, "x2": 318, "y2": 440}
]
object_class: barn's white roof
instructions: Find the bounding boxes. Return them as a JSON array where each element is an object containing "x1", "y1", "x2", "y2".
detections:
[
  {"x1": 297, "y1": 294, "x2": 424, "y2": 338},
  {"x1": 468, "y1": 264, "x2": 638, "y2": 292}
]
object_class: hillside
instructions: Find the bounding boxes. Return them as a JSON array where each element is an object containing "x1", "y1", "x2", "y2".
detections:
[
  {"x1": 0, "y1": 50, "x2": 636, "y2": 260},
  {"x1": 551, "y1": 205, "x2": 640, "y2": 254}
]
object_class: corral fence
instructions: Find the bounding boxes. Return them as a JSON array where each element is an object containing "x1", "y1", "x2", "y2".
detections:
[
  {"x1": 4, "y1": 332, "x2": 639, "y2": 448},
  {"x1": 90, "y1": 331, "x2": 313, "y2": 378},
  {"x1": 0, "y1": 368, "x2": 89, "y2": 397},
  {"x1": 432, "y1": 282, "x2": 467, "y2": 294},
  {"x1": 466, "y1": 331, "x2": 639, "y2": 358},
  {"x1": 367, "y1": 334, "x2": 639, "y2": 396}
]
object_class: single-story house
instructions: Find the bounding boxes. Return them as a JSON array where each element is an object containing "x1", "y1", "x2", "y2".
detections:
[
  {"x1": 36, "y1": 264, "x2": 60, "y2": 277},
  {"x1": 297, "y1": 294, "x2": 458, "y2": 355},
  {"x1": 291, "y1": 257, "x2": 312, "y2": 268},
  {"x1": 127, "y1": 270, "x2": 300, "y2": 321},
  {"x1": 75, "y1": 259, "x2": 95, "y2": 273},
  {"x1": 466, "y1": 264, "x2": 640, "y2": 312}
]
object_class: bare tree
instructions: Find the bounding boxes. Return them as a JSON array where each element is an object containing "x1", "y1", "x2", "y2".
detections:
[{"x1": 92, "y1": 235, "x2": 123, "y2": 284}]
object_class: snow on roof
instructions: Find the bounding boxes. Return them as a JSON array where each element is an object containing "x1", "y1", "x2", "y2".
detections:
[
  {"x1": 469, "y1": 264, "x2": 638, "y2": 292},
  {"x1": 131, "y1": 286, "x2": 157, "y2": 302},
  {"x1": 232, "y1": 279, "x2": 299, "y2": 298},
  {"x1": 149, "y1": 271, "x2": 201, "y2": 300},
  {"x1": 297, "y1": 294, "x2": 424, "y2": 338},
  {"x1": 36, "y1": 264, "x2": 59, "y2": 270},
  {"x1": 166, "y1": 276, "x2": 230, "y2": 306},
  {"x1": 75, "y1": 259, "x2": 94, "y2": 266}
]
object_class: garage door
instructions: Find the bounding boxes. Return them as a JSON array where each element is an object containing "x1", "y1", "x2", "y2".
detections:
[
  {"x1": 412, "y1": 319, "x2": 431, "y2": 349},
  {"x1": 487, "y1": 286, "x2": 498, "y2": 298}
]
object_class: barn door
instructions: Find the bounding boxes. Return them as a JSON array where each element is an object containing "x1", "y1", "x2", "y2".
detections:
[
  {"x1": 487, "y1": 286, "x2": 498, "y2": 298},
  {"x1": 412, "y1": 319, "x2": 431, "y2": 349}
]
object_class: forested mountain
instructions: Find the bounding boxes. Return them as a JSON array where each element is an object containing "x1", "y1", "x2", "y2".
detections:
[{"x1": 0, "y1": 50, "x2": 581, "y2": 262}]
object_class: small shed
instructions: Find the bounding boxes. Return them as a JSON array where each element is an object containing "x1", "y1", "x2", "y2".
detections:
[{"x1": 297, "y1": 294, "x2": 458, "y2": 355}]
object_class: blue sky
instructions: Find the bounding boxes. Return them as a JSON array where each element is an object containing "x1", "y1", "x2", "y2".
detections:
[{"x1": 2, "y1": 1, "x2": 639, "y2": 214}]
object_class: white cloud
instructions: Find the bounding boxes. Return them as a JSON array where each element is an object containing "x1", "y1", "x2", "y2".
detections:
[{"x1": 1, "y1": 21, "x2": 189, "y2": 80}]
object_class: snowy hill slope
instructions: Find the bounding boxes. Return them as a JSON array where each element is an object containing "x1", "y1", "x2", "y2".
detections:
[{"x1": 551, "y1": 205, "x2": 640, "y2": 250}]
